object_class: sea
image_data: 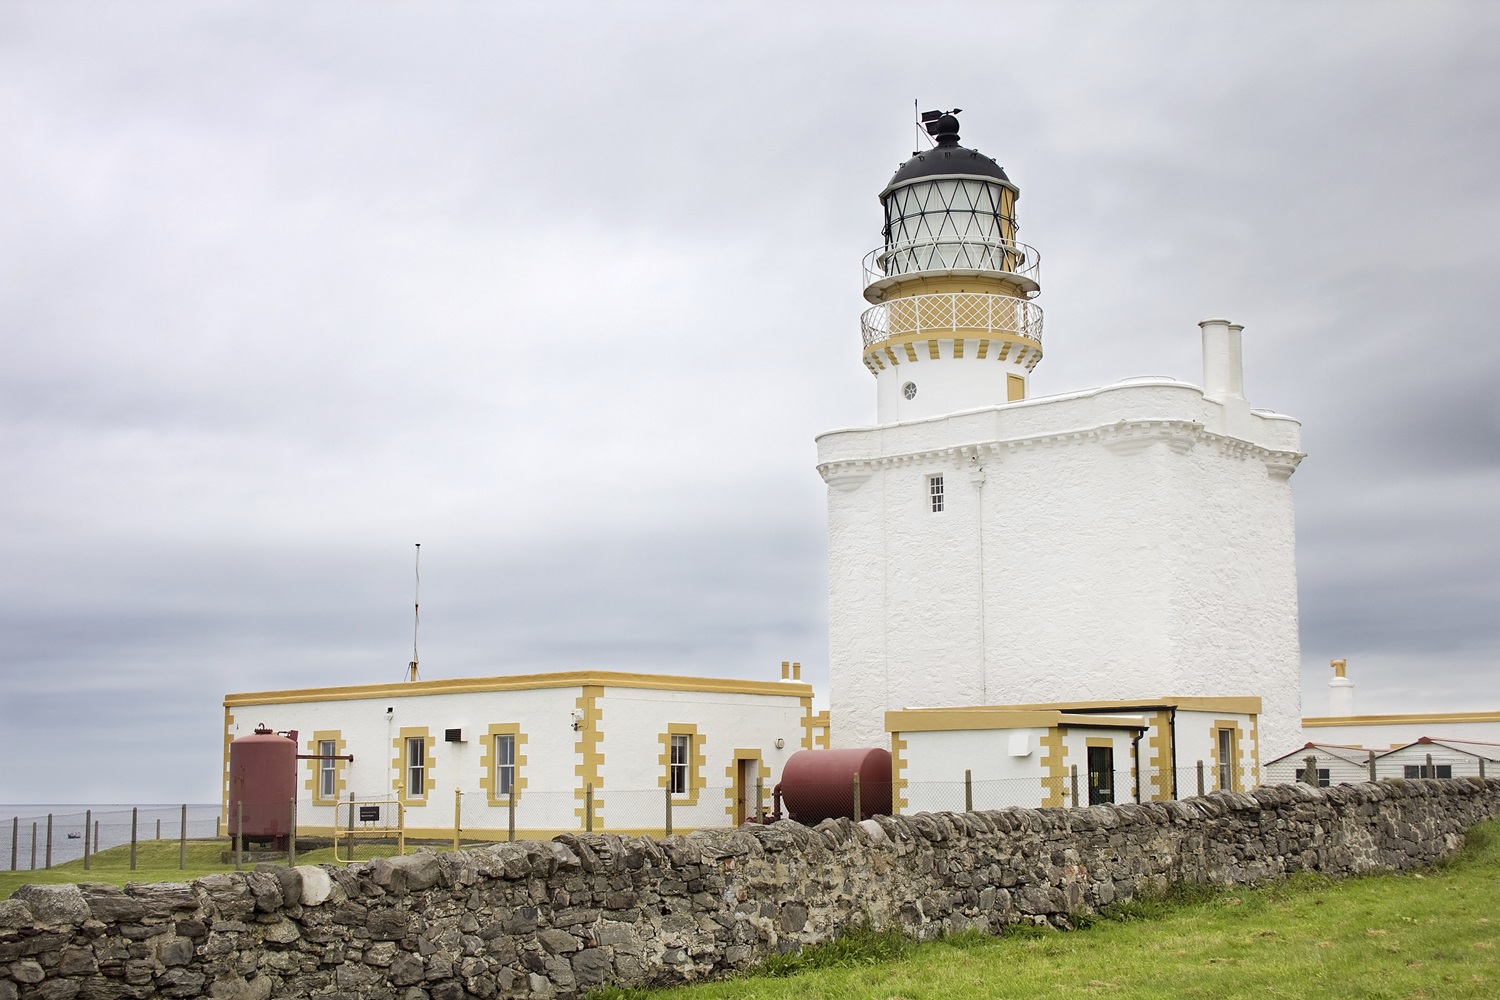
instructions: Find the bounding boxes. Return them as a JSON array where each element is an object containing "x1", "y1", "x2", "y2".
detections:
[{"x1": 1, "y1": 803, "x2": 222, "y2": 870}]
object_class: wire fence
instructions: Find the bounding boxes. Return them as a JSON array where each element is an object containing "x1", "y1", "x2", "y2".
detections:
[
  {"x1": 2, "y1": 805, "x2": 221, "y2": 872},
  {"x1": 8, "y1": 755, "x2": 1473, "y2": 871}
]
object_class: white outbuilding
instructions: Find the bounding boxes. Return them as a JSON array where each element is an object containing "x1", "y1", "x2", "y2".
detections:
[{"x1": 223, "y1": 668, "x2": 815, "y2": 841}]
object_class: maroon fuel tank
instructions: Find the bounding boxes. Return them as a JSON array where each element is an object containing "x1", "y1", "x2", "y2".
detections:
[
  {"x1": 778, "y1": 747, "x2": 892, "y2": 825},
  {"x1": 227, "y1": 724, "x2": 297, "y2": 847}
]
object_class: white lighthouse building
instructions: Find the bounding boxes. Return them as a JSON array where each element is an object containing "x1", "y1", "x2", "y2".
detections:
[{"x1": 817, "y1": 111, "x2": 1307, "y2": 769}]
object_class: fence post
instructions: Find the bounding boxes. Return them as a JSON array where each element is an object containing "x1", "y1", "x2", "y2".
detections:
[
  {"x1": 9, "y1": 816, "x2": 15, "y2": 871},
  {"x1": 453, "y1": 789, "x2": 462, "y2": 852},
  {"x1": 83, "y1": 810, "x2": 91, "y2": 870},
  {"x1": 156, "y1": 819, "x2": 161, "y2": 841},
  {"x1": 289, "y1": 798, "x2": 298, "y2": 867},
  {"x1": 664, "y1": 784, "x2": 673, "y2": 838},
  {"x1": 585, "y1": 784, "x2": 594, "y2": 833},
  {"x1": 94, "y1": 820, "x2": 99, "y2": 852},
  {"x1": 1481, "y1": 758, "x2": 1488, "y2": 780},
  {"x1": 1303, "y1": 755, "x2": 1318, "y2": 785},
  {"x1": 30, "y1": 823, "x2": 37, "y2": 870},
  {"x1": 852, "y1": 772, "x2": 862, "y2": 823},
  {"x1": 1368, "y1": 750, "x2": 1377, "y2": 783},
  {"x1": 129, "y1": 808, "x2": 138, "y2": 871},
  {"x1": 1426, "y1": 753, "x2": 1435, "y2": 778},
  {"x1": 1196, "y1": 760, "x2": 1206, "y2": 797},
  {"x1": 179, "y1": 804, "x2": 187, "y2": 870},
  {"x1": 507, "y1": 790, "x2": 517, "y2": 843},
  {"x1": 964, "y1": 769, "x2": 973, "y2": 812},
  {"x1": 1070, "y1": 765, "x2": 1079, "y2": 808},
  {"x1": 235, "y1": 802, "x2": 243, "y2": 872},
  {"x1": 45, "y1": 814, "x2": 52, "y2": 870},
  {"x1": 755, "y1": 778, "x2": 764, "y2": 824}
]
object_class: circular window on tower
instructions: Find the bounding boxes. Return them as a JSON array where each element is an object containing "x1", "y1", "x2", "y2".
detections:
[{"x1": 902, "y1": 381, "x2": 917, "y2": 400}]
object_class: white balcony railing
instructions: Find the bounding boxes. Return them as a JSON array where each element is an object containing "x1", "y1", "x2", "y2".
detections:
[
  {"x1": 862, "y1": 236, "x2": 1041, "y2": 292},
  {"x1": 861, "y1": 292, "x2": 1044, "y2": 350}
]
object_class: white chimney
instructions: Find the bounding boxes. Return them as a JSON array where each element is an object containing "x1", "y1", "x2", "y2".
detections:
[
  {"x1": 1328, "y1": 659, "x2": 1355, "y2": 717},
  {"x1": 1199, "y1": 318, "x2": 1246, "y2": 402}
]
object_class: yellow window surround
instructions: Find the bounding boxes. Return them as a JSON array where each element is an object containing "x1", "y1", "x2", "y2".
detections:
[
  {"x1": 479, "y1": 723, "x2": 529, "y2": 806},
  {"x1": 658, "y1": 722, "x2": 707, "y2": 806}
]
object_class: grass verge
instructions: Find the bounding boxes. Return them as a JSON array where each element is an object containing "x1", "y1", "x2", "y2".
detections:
[
  {"x1": 587, "y1": 818, "x2": 1500, "y2": 1000},
  {"x1": 0, "y1": 840, "x2": 406, "y2": 898}
]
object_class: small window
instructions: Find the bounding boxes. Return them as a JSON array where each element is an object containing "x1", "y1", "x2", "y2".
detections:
[
  {"x1": 670, "y1": 733, "x2": 691, "y2": 795},
  {"x1": 929, "y1": 475, "x2": 945, "y2": 513},
  {"x1": 319, "y1": 739, "x2": 337, "y2": 799},
  {"x1": 1007, "y1": 373, "x2": 1025, "y2": 402},
  {"x1": 407, "y1": 736, "x2": 426, "y2": 796},
  {"x1": 1296, "y1": 767, "x2": 1331, "y2": 787},
  {"x1": 1217, "y1": 729, "x2": 1235, "y2": 791},
  {"x1": 495, "y1": 734, "x2": 516, "y2": 796},
  {"x1": 1404, "y1": 764, "x2": 1452, "y2": 779}
]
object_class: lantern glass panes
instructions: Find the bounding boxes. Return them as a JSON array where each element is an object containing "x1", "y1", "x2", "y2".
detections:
[{"x1": 881, "y1": 179, "x2": 1016, "y2": 276}]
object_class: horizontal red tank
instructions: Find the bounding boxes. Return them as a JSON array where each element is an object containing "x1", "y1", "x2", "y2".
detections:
[
  {"x1": 228, "y1": 724, "x2": 297, "y2": 849},
  {"x1": 778, "y1": 747, "x2": 892, "y2": 825}
]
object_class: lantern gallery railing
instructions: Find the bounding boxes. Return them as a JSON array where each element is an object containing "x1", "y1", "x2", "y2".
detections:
[
  {"x1": 861, "y1": 292, "x2": 1045, "y2": 349},
  {"x1": 862, "y1": 236, "x2": 1041, "y2": 291}
]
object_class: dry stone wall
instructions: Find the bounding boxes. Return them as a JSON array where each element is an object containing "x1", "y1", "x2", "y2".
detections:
[{"x1": 3, "y1": 778, "x2": 1499, "y2": 1000}]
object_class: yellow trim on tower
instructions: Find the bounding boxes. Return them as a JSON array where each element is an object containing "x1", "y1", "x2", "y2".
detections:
[
  {"x1": 1249, "y1": 715, "x2": 1261, "y2": 787},
  {"x1": 1147, "y1": 711, "x2": 1174, "y2": 802},
  {"x1": 884, "y1": 708, "x2": 1147, "y2": 733},
  {"x1": 1007, "y1": 373, "x2": 1025, "y2": 402},
  {"x1": 478, "y1": 723, "x2": 528, "y2": 807},
  {"x1": 574, "y1": 686, "x2": 603, "y2": 829},
  {"x1": 904, "y1": 342, "x2": 918, "y2": 363},
  {"x1": 224, "y1": 669, "x2": 811, "y2": 708},
  {"x1": 1040, "y1": 728, "x2": 1067, "y2": 807},
  {"x1": 658, "y1": 722, "x2": 707, "y2": 806},
  {"x1": 392, "y1": 727, "x2": 436, "y2": 807},
  {"x1": 221, "y1": 707, "x2": 235, "y2": 826},
  {"x1": 890, "y1": 731, "x2": 909, "y2": 814},
  {"x1": 304, "y1": 730, "x2": 348, "y2": 806}
]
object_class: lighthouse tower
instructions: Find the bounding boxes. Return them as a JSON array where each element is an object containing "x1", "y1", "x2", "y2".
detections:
[
  {"x1": 818, "y1": 111, "x2": 1307, "y2": 757},
  {"x1": 861, "y1": 111, "x2": 1043, "y2": 422}
]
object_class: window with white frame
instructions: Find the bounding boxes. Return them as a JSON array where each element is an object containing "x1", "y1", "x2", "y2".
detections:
[
  {"x1": 670, "y1": 733, "x2": 691, "y2": 795},
  {"x1": 928, "y1": 474, "x2": 945, "y2": 512},
  {"x1": 406, "y1": 736, "x2": 426, "y2": 796},
  {"x1": 495, "y1": 733, "x2": 516, "y2": 796},
  {"x1": 1217, "y1": 729, "x2": 1235, "y2": 791},
  {"x1": 319, "y1": 739, "x2": 337, "y2": 799}
]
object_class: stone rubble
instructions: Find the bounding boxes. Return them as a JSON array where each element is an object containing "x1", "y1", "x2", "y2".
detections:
[{"x1": 2, "y1": 778, "x2": 1497, "y2": 1000}]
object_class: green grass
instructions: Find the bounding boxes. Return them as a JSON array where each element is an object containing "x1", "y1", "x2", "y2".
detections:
[
  {"x1": 588, "y1": 819, "x2": 1500, "y2": 1000},
  {"x1": 0, "y1": 839, "x2": 407, "y2": 898}
]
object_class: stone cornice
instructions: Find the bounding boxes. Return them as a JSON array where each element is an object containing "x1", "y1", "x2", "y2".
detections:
[{"x1": 817, "y1": 417, "x2": 1305, "y2": 489}]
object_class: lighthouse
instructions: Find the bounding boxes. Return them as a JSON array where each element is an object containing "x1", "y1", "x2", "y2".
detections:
[
  {"x1": 818, "y1": 111, "x2": 1307, "y2": 760},
  {"x1": 861, "y1": 110, "x2": 1043, "y2": 422}
]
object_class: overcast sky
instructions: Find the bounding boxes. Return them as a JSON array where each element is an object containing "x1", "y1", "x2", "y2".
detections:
[{"x1": 2, "y1": 1, "x2": 1497, "y2": 804}]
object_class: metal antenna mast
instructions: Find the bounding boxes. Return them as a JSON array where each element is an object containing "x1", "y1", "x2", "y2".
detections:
[{"x1": 408, "y1": 543, "x2": 421, "y2": 682}]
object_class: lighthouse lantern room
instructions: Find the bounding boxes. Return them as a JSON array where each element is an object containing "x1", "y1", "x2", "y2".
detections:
[{"x1": 861, "y1": 110, "x2": 1043, "y2": 423}]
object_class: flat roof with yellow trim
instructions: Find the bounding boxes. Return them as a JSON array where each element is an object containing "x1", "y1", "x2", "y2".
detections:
[
  {"x1": 1304, "y1": 710, "x2": 1500, "y2": 727},
  {"x1": 226, "y1": 670, "x2": 814, "y2": 707},
  {"x1": 886, "y1": 708, "x2": 1149, "y2": 733},
  {"x1": 965, "y1": 696, "x2": 1263, "y2": 715}
]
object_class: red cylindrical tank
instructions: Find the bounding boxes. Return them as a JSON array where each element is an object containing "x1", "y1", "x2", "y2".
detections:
[
  {"x1": 778, "y1": 748, "x2": 892, "y2": 825},
  {"x1": 228, "y1": 724, "x2": 297, "y2": 850}
]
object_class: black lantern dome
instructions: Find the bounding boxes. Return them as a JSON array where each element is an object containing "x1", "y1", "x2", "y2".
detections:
[
  {"x1": 882, "y1": 116, "x2": 1012, "y2": 193},
  {"x1": 867, "y1": 110, "x2": 1031, "y2": 296}
]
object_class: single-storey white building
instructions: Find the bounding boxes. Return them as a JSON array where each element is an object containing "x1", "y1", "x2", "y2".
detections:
[
  {"x1": 223, "y1": 668, "x2": 815, "y2": 841},
  {"x1": 886, "y1": 696, "x2": 1261, "y2": 811}
]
